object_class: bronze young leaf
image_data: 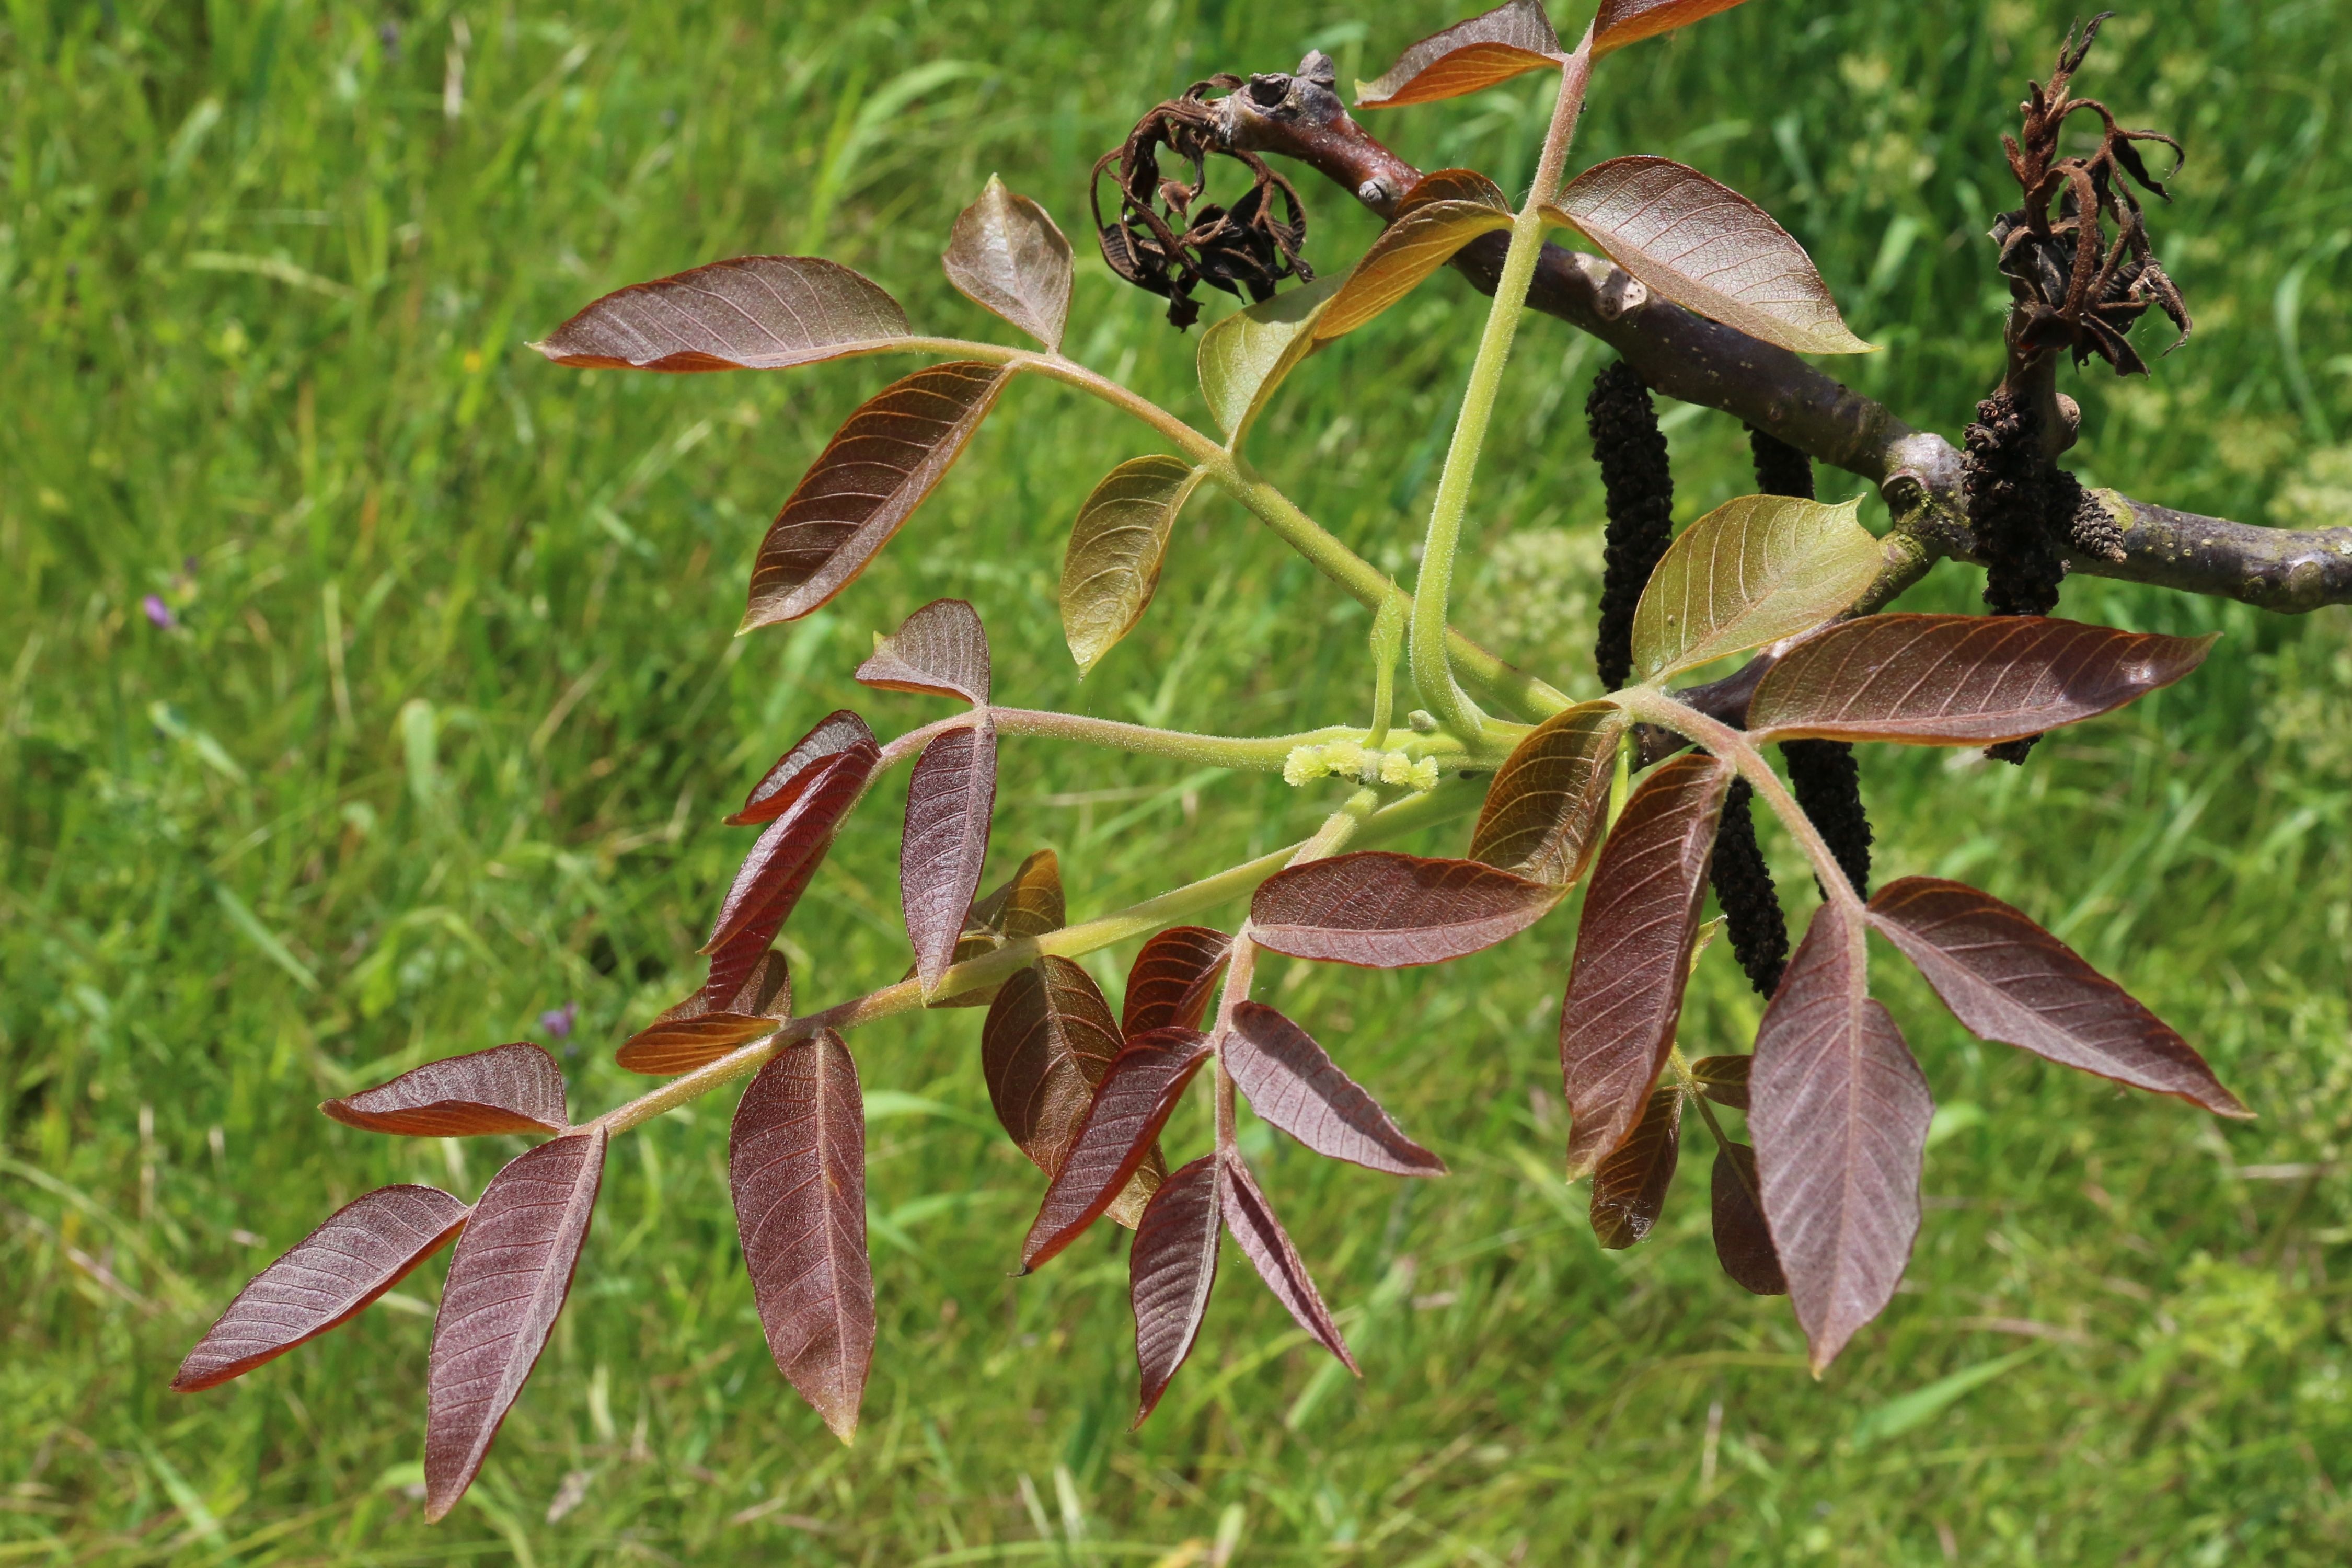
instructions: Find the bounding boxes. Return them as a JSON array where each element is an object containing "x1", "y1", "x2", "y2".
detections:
[
  {"x1": 1710, "y1": 1140, "x2": 1786, "y2": 1296},
  {"x1": 985, "y1": 956, "x2": 1163, "y2": 1226},
  {"x1": 320, "y1": 1041, "x2": 568, "y2": 1138},
  {"x1": 928, "y1": 847, "x2": 1066, "y2": 1009},
  {"x1": 1749, "y1": 899, "x2": 1931, "y2": 1374},
  {"x1": 1468, "y1": 700, "x2": 1627, "y2": 885},
  {"x1": 1356, "y1": 0, "x2": 1563, "y2": 109},
  {"x1": 855, "y1": 597, "x2": 991, "y2": 706},
  {"x1": 701, "y1": 742, "x2": 876, "y2": 958},
  {"x1": 1196, "y1": 275, "x2": 1342, "y2": 444},
  {"x1": 1560, "y1": 754, "x2": 1732, "y2": 1179},
  {"x1": 1022, "y1": 1028, "x2": 1212, "y2": 1271},
  {"x1": 1219, "y1": 1149, "x2": 1356, "y2": 1372},
  {"x1": 1686, "y1": 1053, "x2": 1751, "y2": 1112},
  {"x1": 535, "y1": 255, "x2": 910, "y2": 372},
  {"x1": 1588, "y1": 1085, "x2": 1682, "y2": 1249},
  {"x1": 744, "y1": 361, "x2": 1017, "y2": 629},
  {"x1": 617, "y1": 948, "x2": 791, "y2": 1076},
  {"x1": 1121, "y1": 926, "x2": 1234, "y2": 1038},
  {"x1": 174, "y1": 1185, "x2": 468, "y2": 1392},
  {"x1": 1223, "y1": 1002, "x2": 1445, "y2": 1176},
  {"x1": 1391, "y1": 167, "x2": 1512, "y2": 223},
  {"x1": 1628, "y1": 494, "x2": 1882, "y2": 683},
  {"x1": 1061, "y1": 455, "x2": 1210, "y2": 676},
  {"x1": 1545, "y1": 157, "x2": 1873, "y2": 355},
  {"x1": 1745, "y1": 615, "x2": 2215, "y2": 746},
  {"x1": 902, "y1": 719, "x2": 998, "y2": 994},
  {"x1": 942, "y1": 175, "x2": 1074, "y2": 353},
  {"x1": 1250, "y1": 852, "x2": 1564, "y2": 967},
  {"x1": 1868, "y1": 878, "x2": 2247, "y2": 1116},
  {"x1": 424, "y1": 1129, "x2": 607, "y2": 1521},
  {"x1": 1315, "y1": 199, "x2": 1514, "y2": 344},
  {"x1": 730, "y1": 1031, "x2": 874, "y2": 1442},
  {"x1": 727, "y1": 710, "x2": 880, "y2": 827},
  {"x1": 1592, "y1": 0, "x2": 1756, "y2": 59},
  {"x1": 1130, "y1": 1153, "x2": 1223, "y2": 1425}
]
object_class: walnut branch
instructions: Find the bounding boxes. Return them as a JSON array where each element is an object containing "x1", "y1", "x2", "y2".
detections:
[{"x1": 1213, "y1": 57, "x2": 2352, "y2": 616}]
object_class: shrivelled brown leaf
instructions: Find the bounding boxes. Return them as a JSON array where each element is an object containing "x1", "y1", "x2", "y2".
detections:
[
  {"x1": 1588, "y1": 1086, "x2": 1682, "y2": 1249},
  {"x1": 903, "y1": 719, "x2": 998, "y2": 993},
  {"x1": 1469, "y1": 700, "x2": 1628, "y2": 885},
  {"x1": 321, "y1": 1042, "x2": 568, "y2": 1138},
  {"x1": 535, "y1": 255, "x2": 910, "y2": 372},
  {"x1": 1196, "y1": 276, "x2": 1342, "y2": 444},
  {"x1": 985, "y1": 957, "x2": 1163, "y2": 1227},
  {"x1": 1315, "y1": 198, "x2": 1513, "y2": 343},
  {"x1": 174, "y1": 1185, "x2": 468, "y2": 1392},
  {"x1": 1022, "y1": 1029, "x2": 1212, "y2": 1271},
  {"x1": 1224, "y1": 1002, "x2": 1445, "y2": 1176},
  {"x1": 856, "y1": 597, "x2": 991, "y2": 706},
  {"x1": 942, "y1": 174, "x2": 1073, "y2": 352},
  {"x1": 1630, "y1": 495, "x2": 1882, "y2": 682},
  {"x1": 1060, "y1": 456, "x2": 1209, "y2": 676},
  {"x1": 1868, "y1": 878, "x2": 2247, "y2": 1117},
  {"x1": 1391, "y1": 167, "x2": 1511, "y2": 223},
  {"x1": 1544, "y1": 157, "x2": 1873, "y2": 355},
  {"x1": 1593, "y1": 0, "x2": 1755, "y2": 57},
  {"x1": 929, "y1": 848, "x2": 1066, "y2": 1009},
  {"x1": 1219, "y1": 1150, "x2": 1357, "y2": 1372},
  {"x1": 1749, "y1": 899, "x2": 1931, "y2": 1374},
  {"x1": 424, "y1": 1129, "x2": 606, "y2": 1521},
  {"x1": 617, "y1": 949, "x2": 791, "y2": 1076},
  {"x1": 744, "y1": 361, "x2": 1016, "y2": 628},
  {"x1": 728, "y1": 711, "x2": 879, "y2": 827},
  {"x1": 1559, "y1": 754, "x2": 1732, "y2": 1179},
  {"x1": 702, "y1": 742, "x2": 877, "y2": 958},
  {"x1": 1710, "y1": 1140, "x2": 1786, "y2": 1295},
  {"x1": 1250, "y1": 852, "x2": 1565, "y2": 969},
  {"x1": 730, "y1": 1031, "x2": 873, "y2": 1442},
  {"x1": 1130, "y1": 1154, "x2": 1223, "y2": 1425},
  {"x1": 1746, "y1": 615, "x2": 2216, "y2": 746},
  {"x1": 1687, "y1": 1053, "x2": 1750, "y2": 1112},
  {"x1": 1356, "y1": 0, "x2": 1563, "y2": 108},
  {"x1": 1122, "y1": 926, "x2": 1233, "y2": 1039}
]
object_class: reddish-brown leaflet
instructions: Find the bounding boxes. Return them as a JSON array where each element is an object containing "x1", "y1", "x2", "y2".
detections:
[{"x1": 320, "y1": 1042, "x2": 567, "y2": 1138}]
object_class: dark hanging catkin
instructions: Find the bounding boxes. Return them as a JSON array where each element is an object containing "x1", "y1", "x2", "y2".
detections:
[
  {"x1": 1588, "y1": 362, "x2": 1676, "y2": 691},
  {"x1": 1781, "y1": 739, "x2": 1873, "y2": 898},
  {"x1": 1963, "y1": 386, "x2": 2082, "y2": 763},
  {"x1": 1709, "y1": 780, "x2": 1790, "y2": 998},
  {"x1": 1745, "y1": 425, "x2": 1816, "y2": 501}
]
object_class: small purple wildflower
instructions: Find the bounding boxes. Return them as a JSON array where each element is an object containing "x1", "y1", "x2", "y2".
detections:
[
  {"x1": 539, "y1": 1000, "x2": 579, "y2": 1041},
  {"x1": 143, "y1": 595, "x2": 178, "y2": 630}
]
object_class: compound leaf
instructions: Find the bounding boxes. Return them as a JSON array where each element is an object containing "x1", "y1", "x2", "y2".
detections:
[
  {"x1": 1357, "y1": 0, "x2": 1563, "y2": 108},
  {"x1": 1219, "y1": 1150, "x2": 1356, "y2": 1371},
  {"x1": 856, "y1": 597, "x2": 991, "y2": 706},
  {"x1": 1594, "y1": 0, "x2": 1756, "y2": 58},
  {"x1": 1560, "y1": 754, "x2": 1731, "y2": 1179},
  {"x1": 535, "y1": 255, "x2": 910, "y2": 372},
  {"x1": 1546, "y1": 156, "x2": 1872, "y2": 354},
  {"x1": 1251, "y1": 852, "x2": 1564, "y2": 968},
  {"x1": 1224, "y1": 1002, "x2": 1445, "y2": 1175},
  {"x1": 321, "y1": 1042, "x2": 567, "y2": 1138},
  {"x1": 985, "y1": 958, "x2": 1163, "y2": 1226},
  {"x1": 1750, "y1": 898, "x2": 1931, "y2": 1374},
  {"x1": 902, "y1": 719, "x2": 998, "y2": 994},
  {"x1": 1469, "y1": 700, "x2": 1628, "y2": 885},
  {"x1": 730, "y1": 1031, "x2": 873, "y2": 1442},
  {"x1": 1022, "y1": 1029, "x2": 1212, "y2": 1271},
  {"x1": 424, "y1": 1129, "x2": 606, "y2": 1521},
  {"x1": 1867, "y1": 878, "x2": 2246, "y2": 1116},
  {"x1": 174, "y1": 1185, "x2": 468, "y2": 1392},
  {"x1": 1130, "y1": 1154, "x2": 1222, "y2": 1425},
  {"x1": 942, "y1": 175, "x2": 1073, "y2": 352},
  {"x1": 1630, "y1": 494, "x2": 1882, "y2": 682},
  {"x1": 1588, "y1": 1085, "x2": 1682, "y2": 1249},
  {"x1": 1197, "y1": 275, "x2": 1342, "y2": 444},
  {"x1": 1711, "y1": 1140, "x2": 1786, "y2": 1295},
  {"x1": 1061, "y1": 456, "x2": 1210, "y2": 676},
  {"x1": 1122, "y1": 926, "x2": 1234, "y2": 1039},
  {"x1": 1746, "y1": 615, "x2": 2215, "y2": 746},
  {"x1": 744, "y1": 361, "x2": 1015, "y2": 628}
]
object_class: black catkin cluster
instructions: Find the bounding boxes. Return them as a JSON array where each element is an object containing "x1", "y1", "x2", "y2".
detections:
[
  {"x1": 1963, "y1": 387, "x2": 2068, "y2": 621},
  {"x1": 1709, "y1": 780, "x2": 1790, "y2": 998},
  {"x1": 1588, "y1": 362, "x2": 1676, "y2": 692},
  {"x1": 1745, "y1": 425, "x2": 1816, "y2": 501}
]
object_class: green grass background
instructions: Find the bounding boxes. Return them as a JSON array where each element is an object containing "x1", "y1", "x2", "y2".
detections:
[{"x1": 6, "y1": 0, "x2": 2352, "y2": 1561}]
